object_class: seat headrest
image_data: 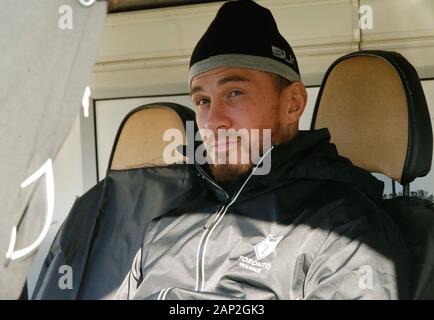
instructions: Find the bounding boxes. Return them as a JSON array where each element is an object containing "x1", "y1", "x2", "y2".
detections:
[
  {"x1": 108, "y1": 103, "x2": 195, "y2": 171},
  {"x1": 311, "y1": 50, "x2": 433, "y2": 185}
]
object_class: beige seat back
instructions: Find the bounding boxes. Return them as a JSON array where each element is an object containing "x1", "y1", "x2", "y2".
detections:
[
  {"x1": 311, "y1": 50, "x2": 432, "y2": 186},
  {"x1": 109, "y1": 103, "x2": 194, "y2": 171}
]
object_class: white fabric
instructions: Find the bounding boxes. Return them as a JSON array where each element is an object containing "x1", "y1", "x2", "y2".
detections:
[{"x1": 0, "y1": 0, "x2": 107, "y2": 299}]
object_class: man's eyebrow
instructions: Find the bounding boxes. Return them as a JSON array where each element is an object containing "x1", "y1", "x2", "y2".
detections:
[
  {"x1": 217, "y1": 75, "x2": 249, "y2": 86},
  {"x1": 190, "y1": 75, "x2": 249, "y2": 96},
  {"x1": 190, "y1": 85, "x2": 203, "y2": 96}
]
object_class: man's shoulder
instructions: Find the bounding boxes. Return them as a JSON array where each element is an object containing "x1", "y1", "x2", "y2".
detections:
[{"x1": 285, "y1": 179, "x2": 401, "y2": 242}]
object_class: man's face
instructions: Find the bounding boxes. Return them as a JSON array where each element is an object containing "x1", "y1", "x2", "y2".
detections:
[{"x1": 190, "y1": 67, "x2": 290, "y2": 183}]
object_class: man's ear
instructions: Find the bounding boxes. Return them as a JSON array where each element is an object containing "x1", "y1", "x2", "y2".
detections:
[{"x1": 280, "y1": 82, "x2": 307, "y2": 124}]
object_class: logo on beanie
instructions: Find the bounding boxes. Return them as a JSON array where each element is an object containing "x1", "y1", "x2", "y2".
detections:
[{"x1": 272, "y1": 46, "x2": 295, "y2": 66}]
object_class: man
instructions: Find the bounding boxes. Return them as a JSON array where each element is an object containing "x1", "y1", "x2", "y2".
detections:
[{"x1": 117, "y1": 0, "x2": 409, "y2": 300}]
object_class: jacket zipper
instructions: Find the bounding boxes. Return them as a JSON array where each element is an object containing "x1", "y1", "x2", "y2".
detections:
[
  {"x1": 195, "y1": 163, "x2": 229, "y2": 291},
  {"x1": 193, "y1": 164, "x2": 229, "y2": 292},
  {"x1": 195, "y1": 205, "x2": 225, "y2": 291},
  {"x1": 193, "y1": 146, "x2": 274, "y2": 292},
  {"x1": 204, "y1": 206, "x2": 224, "y2": 229},
  {"x1": 194, "y1": 162, "x2": 229, "y2": 200}
]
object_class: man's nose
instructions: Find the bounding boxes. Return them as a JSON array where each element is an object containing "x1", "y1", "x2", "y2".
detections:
[{"x1": 204, "y1": 99, "x2": 232, "y2": 132}]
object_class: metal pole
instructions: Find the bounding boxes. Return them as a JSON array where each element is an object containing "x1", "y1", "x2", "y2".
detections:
[{"x1": 403, "y1": 184, "x2": 410, "y2": 197}]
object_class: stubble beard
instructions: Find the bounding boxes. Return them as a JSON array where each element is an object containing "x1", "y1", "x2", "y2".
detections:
[{"x1": 207, "y1": 125, "x2": 284, "y2": 184}]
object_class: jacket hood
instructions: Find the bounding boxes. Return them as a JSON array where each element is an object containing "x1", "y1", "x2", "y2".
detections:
[{"x1": 252, "y1": 128, "x2": 385, "y2": 200}]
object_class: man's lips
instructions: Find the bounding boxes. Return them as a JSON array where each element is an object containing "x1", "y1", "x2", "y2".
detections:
[{"x1": 210, "y1": 140, "x2": 238, "y2": 152}]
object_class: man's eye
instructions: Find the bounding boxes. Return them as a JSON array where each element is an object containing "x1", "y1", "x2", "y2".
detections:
[
  {"x1": 196, "y1": 98, "x2": 210, "y2": 106},
  {"x1": 229, "y1": 90, "x2": 242, "y2": 97}
]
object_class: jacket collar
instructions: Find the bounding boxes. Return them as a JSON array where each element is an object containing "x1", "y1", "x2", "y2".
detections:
[{"x1": 196, "y1": 128, "x2": 383, "y2": 203}]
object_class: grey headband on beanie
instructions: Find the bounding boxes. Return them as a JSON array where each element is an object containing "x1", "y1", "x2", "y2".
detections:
[{"x1": 189, "y1": 53, "x2": 301, "y2": 86}]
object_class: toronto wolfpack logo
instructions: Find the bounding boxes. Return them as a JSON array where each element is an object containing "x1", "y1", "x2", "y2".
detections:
[
  {"x1": 254, "y1": 234, "x2": 283, "y2": 260},
  {"x1": 238, "y1": 234, "x2": 283, "y2": 273}
]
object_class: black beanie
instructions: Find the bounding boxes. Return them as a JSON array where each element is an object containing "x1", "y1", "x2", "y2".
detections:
[{"x1": 189, "y1": 0, "x2": 300, "y2": 87}]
